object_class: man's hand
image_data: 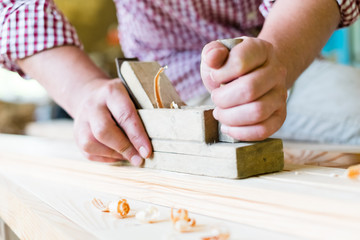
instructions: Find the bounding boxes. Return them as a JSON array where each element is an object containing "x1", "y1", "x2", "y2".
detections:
[
  {"x1": 73, "y1": 78, "x2": 152, "y2": 165},
  {"x1": 200, "y1": 37, "x2": 287, "y2": 141},
  {"x1": 17, "y1": 46, "x2": 152, "y2": 166}
]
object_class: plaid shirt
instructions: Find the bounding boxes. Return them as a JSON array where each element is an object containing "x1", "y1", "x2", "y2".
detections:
[{"x1": 1, "y1": 0, "x2": 359, "y2": 100}]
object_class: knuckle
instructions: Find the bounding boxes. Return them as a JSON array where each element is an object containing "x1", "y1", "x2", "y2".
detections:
[
  {"x1": 257, "y1": 39, "x2": 272, "y2": 53},
  {"x1": 81, "y1": 140, "x2": 94, "y2": 154},
  {"x1": 77, "y1": 135, "x2": 96, "y2": 154},
  {"x1": 117, "y1": 141, "x2": 133, "y2": 155},
  {"x1": 102, "y1": 81, "x2": 119, "y2": 97},
  {"x1": 241, "y1": 83, "x2": 256, "y2": 102},
  {"x1": 116, "y1": 109, "x2": 135, "y2": 125},
  {"x1": 92, "y1": 123, "x2": 109, "y2": 141},
  {"x1": 250, "y1": 103, "x2": 267, "y2": 122},
  {"x1": 233, "y1": 54, "x2": 249, "y2": 76},
  {"x1": 128, "y1": 133, "x2": 142, "y2": 144},
  {"x1": 264, "y1": 40, "x2": 273, "y2": 51}
]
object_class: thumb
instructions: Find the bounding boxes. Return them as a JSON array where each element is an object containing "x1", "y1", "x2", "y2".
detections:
[{"x1": 200, "y1": 41, "x2": 229, "y2": 92}]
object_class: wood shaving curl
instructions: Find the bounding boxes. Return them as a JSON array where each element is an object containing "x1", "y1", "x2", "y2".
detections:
[
  {"x1": 92, "y1": 198, "x2": 130, "y2": 217},
  {"x1": 154, "y1": 65, "x2": 167, "y2": 108},
  {"x1": 171, "y1": 208, "x2": 196, "y2": 232},
  {"x1": 346, "y1": 163, "x2": 360, "y2": 179}
]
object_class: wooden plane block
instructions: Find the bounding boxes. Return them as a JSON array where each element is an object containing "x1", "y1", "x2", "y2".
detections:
[
  {"x1": 119, "y1": 60, "x2": 185, "y2": 109},
  {"x1": 138, "y1": 107, "x2": 218, "y2": 143},
  {"x1": 145, "y1": 138, "x2": 284, "y2": 178}
]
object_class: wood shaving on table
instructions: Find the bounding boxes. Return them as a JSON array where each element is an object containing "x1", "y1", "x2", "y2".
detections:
[
  {"x1": 91, "y1": 198, "x2": 130, "y2": 217},
  {"x1": 171, "y1": 208, "x2": 196, "y2": 232},
  {"x1": 346, "y1": 164, "x2": 360, "y2": 179}
]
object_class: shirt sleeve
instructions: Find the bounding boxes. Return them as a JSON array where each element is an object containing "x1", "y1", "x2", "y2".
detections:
[
  {"x1": 0, "y1": 0, "x2": 81, "y2": 76},
  {"x1": 259, "y1": 0, "x2": 360, "y2": 28}
]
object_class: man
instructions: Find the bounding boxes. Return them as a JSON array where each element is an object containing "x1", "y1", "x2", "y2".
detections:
[{"x1": 1, "y1": 0, "x2": 359, "y2": 166}]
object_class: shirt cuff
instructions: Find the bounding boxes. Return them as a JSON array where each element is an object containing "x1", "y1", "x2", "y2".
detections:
[
  {"x1": 336, "y1": 0, "x2": 360, "y2": 27},
  {"x1": 259, "y1": 0, "x2": 360, "y2": 28},
  {"x1": 0, "y1": 0, "x2": 82, "y2": 76}
]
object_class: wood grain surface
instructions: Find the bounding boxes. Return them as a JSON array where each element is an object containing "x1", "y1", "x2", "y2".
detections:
[
  {"x1": 138, "y1": 107, "x2": 218, "y2": 143},
  {"x1": 0, "y1": 134, "x2": 360, "y2": 239},
  {"x1": 25, "y1": 120, "x2": 360, "y2": 169}
]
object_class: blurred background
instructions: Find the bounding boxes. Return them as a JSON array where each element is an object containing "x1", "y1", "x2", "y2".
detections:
[
  {"x1": 0, "y1": 0, "x2": 359, "y2": 135},
  {"x1": 0, "y1": 0, "x2": 122, "y2": 135}
]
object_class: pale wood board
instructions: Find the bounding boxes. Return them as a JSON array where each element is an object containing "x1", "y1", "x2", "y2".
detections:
[
  {"x1": 1, "y1": 152, "x2": 359, "y2": 239},
  {"x1": 0, "y1": 134, "x2": 360, "y2": 239},
  {"x1": 283, "y1": 141, "x2": 360, "y2": 168},
  {"x1": 147, "y1": 138, "x2": 284, "y2": 178},
  {"x1": 119, "y1": 61, "x2": 185, "y2": 109},
  {"x1": 24, "y1": 120, "x2": 360, "y2": 169},
  {"x1": 138, "y1": 107, "x2": 218, "y2": 143},
  {"x1": 0, "y1": 174, "x2": 96, "y2": 240},
  {"x1": 0, "y1": 170, "x2": 298, "y2": 240}
]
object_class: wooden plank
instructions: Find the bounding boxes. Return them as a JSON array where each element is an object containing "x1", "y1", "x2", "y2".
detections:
[
  {"x1": 148, "y1": 138, "x2": 284, "y2": 178},
  {"x1": 138, "y1": 107, "x2": 218, "y2": 143},
  {"x1": 0, "y1": 174, "x2": 96, "y2": 240},
  {"x1": 283, "y1": 141, "x2": 360, "y2": 168},
  {"x1": 1, "y1": 151, "x2": 359, "y2": 239},
  {"x1": 0, "y1": 218, "x2": 5, "y2": 240},
  {"x1": 0, "y1": 135, "x2": 360, "y2": 239},
  {"x1": 0, "y1": 171, "x2": 296, "y2": 240},
  {"x1": 119, "y1": 61, "x2": 185, "y2": 109}
]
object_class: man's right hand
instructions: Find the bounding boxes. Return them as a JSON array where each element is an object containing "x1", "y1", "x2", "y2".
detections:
[
  {"x1": 17, "y1": 46, "x2": 152, "y2": 166},
  {"x1": 73, "y1": 78, "x2": 152, "y2": 165}
]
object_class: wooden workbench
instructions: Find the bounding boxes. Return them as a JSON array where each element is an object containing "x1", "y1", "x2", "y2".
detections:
[{"x1": 0, "y1": 133, "x2": 360, "y2": 240}]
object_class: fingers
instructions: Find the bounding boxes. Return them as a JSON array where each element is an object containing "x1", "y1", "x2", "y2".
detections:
[
  {"x1": 202, "y1": 41, "x2": 229, "y2": 69},
  {"x1": 211, "y1": 37, "x2": 271, "y2": 85},
  {"x1": 74, "y1": 121, "x2": 126, "y2": 163},
  {"x1": 105, "y1": 82, "x2": 152, "y2": 159},
  {"x1": 200, "y1": 41, "x2": 229, "y2": 91},
  {"x1": 220, "y1": 105, "x2": 287, "y2": 141},
  {"x1": 201, "y1": 37, "x2": 288, "y2": 141},
  {"x1": 211, "y1": 62, "x2": 286, "y2": 108},
  {"x1": 74, "y1": 79, "x2": 152, "y2": 166},
  {"x1": 213, "y1": 87, "x2": 286, "y2": 126},
  {"x1": 88, "y1": 104, "x2": 144, "y2": 166}
]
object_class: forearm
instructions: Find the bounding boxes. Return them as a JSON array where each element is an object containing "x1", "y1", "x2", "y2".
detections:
[
  {"x1": 258, "y1": 0, "x2": 341, "y2": 88},
  {"x1": 16, "y1": 46, "x2": 109, "y2": 117}
]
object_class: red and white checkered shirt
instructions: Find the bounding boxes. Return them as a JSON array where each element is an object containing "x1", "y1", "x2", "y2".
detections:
[{"x1": 1, "y1": 0, "x2": 359, "y2": 100}]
